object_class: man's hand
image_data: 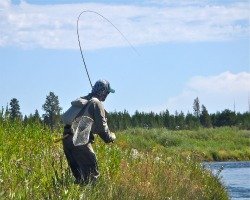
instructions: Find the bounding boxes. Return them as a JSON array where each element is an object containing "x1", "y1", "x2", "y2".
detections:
[{"x1": 110, "y1": 132, "x2": 116, "y2": 142}]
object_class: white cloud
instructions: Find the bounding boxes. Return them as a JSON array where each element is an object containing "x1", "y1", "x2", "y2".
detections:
[
  {"x1": 0, "y1": 1, "x2": 249, "y2": 49},
  {"x1": 0, "y1": 0, "x2": 10, "y2": 9},
  {"x1": 188, "y1": 71, "x2": 250, "y2": 93},
  {"x1": 165, "y1": 71, "x2": 250, "y2": 113}
]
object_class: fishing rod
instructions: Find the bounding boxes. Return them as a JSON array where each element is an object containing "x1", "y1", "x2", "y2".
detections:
[
  {"x1": 76, "y1": 10, "x2": 138, "y2": 89},
  {"x1": 54, "y1": 12, "x2": 137, "y2": 144}
]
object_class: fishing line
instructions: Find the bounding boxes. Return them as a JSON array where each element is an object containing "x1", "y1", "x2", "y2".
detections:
[{"x1": 77, "y1": 10, "x2": 138, "y2": 89}]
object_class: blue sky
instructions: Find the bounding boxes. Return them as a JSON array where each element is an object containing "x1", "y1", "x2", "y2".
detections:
[{"x1": 0, "y1": 0, "x2": 249, "y2": 116}]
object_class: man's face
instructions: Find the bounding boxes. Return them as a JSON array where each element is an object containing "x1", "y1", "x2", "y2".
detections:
[{"x1": 99, "y1": 92, "x2": 109, "y2": 102}]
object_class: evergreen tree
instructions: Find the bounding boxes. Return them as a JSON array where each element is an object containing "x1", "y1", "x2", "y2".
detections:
[
  {"x1": 33, "y1": 109, "x2": 41, "y2": 122},
  {"x1": 200, "y1": 105, "x2": 212, "y2": 128},
  {"x1": 162, "y1": 109, "x2": 170, "y2": 129},
  {"x1": 4, "y1": 104, "x2": 10, "y2": 119},
  {"x1": 185, "y1": 112, "x2": 199, "y2": 129},
  {"x1": 240, "y1": 112, "x2": 250, "y2": 129},
  {"x1": 175, "y1": 111, "x2": 185, "y2": 129},
  {"x1": 210, "y1": 112, "x2": 219, "y2": 127},
  {"x1": 108, "y1": 111, "x2": 120, "y2": 130},
  {"x1": 215, "y1": 109, "x2": 236, "y2": 127},
  {"x1": 122, "y1": 110, "x2": 131, "y2": 129},
  {"x1": 0, "y1": 106, "x2": 4, "y2": 120},
  {"x1": 169, "y1": 114, "x2": 176, "y2": 130},
  {"x1": 132, "y1": 110, "x2": 141, "y2": 127},
  {"x1": 9, "y1": 98, "x2": 22, "y2": 120},
  {"x1": 42, "y1": 92, "x2": 62, "y2": 130},
  {"x1": 23, "y1": 115, "x2": 28, "y2": 125},
  {"x1": 148, "y1": 112, "x2": 156, "y2": 128},
  {"x1": 193, "y1": 97, "x2": 200, "y2": 118},
  {"x1": 155, "y1": 112, "x2": 164, "y2": 128}
]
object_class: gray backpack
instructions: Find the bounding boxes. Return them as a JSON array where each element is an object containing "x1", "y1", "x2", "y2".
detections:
[{"x1": 62, "y1": 98, "x2": 94, "y2": 146}]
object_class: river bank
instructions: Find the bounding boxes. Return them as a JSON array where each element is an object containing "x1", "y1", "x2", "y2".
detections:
[{"x1": 118, "y1": 127, "x2": 250, "y2": 161}]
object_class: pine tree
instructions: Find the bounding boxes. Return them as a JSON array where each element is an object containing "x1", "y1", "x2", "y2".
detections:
[
  {"x1": 193, "y1": 97, "x2": 200, "y2": 119},
  {"x1": 4, "y1": 104, "x2": 10, "y2": 119},
  {"x1": 169, "y1": 114, "x2": 176, "y2": 130},
  {"x1": 42, "y1": 92, "x2": 62, "y2": 130},
  {"x1": 175, "y1": 111, "x2": 185, "y2": 129},
  {"x1": 33, "y1": 109, "x2": 41, "y2": 122},
  {"x1": 23, "y1": 115, "x2": 28, "y2": 125},
  {"x1": 132, "y1": 110, "x2": 141, "y2": 127},
  {"x1": 216, "y1": 109, "x2": 236, "y2": 127},
  {"x1": 9, "y1": 98, "x2": 22, "y2": 120},
  {"x1": 162, "y1": 109, "x2": 170, "y2": 129},
  {"x1": 0, "y1": 106, "x2": 4, "y2": 120},
  {"x1": 200, "y1": 105, "x2": 212, "y2": 128}
]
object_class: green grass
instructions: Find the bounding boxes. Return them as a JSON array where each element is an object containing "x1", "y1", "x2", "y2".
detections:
[
  {"x1": 118, "y1": 127, "x2": 250, "y2": 161},
  {"x1": 0, "y1": 121, "x2": 240, "y2": 199}
]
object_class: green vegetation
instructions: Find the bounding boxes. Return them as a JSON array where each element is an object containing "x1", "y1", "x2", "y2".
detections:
[
  {"x1": 118, "y1": 127, "x2": 250, "y2": 161},
  {"x1": 1, "y1": 121, "x2": 246, "y2": 199}
]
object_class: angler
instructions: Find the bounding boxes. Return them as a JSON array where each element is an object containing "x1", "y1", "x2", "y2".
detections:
[
  {"x1": 60, "y1": 10, "x2": 136, "y2": 185},
  {"x1": 62, "y1": 79, "x2": 116, "y2": 185}
]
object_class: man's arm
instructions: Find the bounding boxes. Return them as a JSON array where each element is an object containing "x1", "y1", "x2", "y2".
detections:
[{"x1": 92, "y1": 99, "x2": 116, "y2": 143}]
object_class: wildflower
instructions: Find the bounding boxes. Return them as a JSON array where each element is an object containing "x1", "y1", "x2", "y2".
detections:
[
  {"x1": 130, "y1": 148, "x2": 139, "y2": 159},
  {"x1": 154, "y1": 156, "x2": 161, "y2": 162}
]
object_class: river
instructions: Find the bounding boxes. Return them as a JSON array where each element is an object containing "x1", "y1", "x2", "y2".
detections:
[{"x1": 204, "y1": 161, "x2": 250, "y2": 200}]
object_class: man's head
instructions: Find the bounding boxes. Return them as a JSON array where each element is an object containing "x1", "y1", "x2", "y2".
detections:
[{"x1": 92, "y1": 79, "x2": 115, "y2": 101}]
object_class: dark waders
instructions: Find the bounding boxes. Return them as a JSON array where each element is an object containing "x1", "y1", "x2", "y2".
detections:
[{"x1": 62, "y1": 126, "x2": 99, "y2": 185}]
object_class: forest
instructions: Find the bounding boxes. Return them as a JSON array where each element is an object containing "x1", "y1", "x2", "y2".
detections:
[{"x1": 1, "y1": 92, "x2": 249, "y2": 131}]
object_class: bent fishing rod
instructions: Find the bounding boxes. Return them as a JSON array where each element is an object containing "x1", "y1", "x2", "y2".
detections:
[{"x1": 77, "y1": 10, "x2": 138, "y2": 89}]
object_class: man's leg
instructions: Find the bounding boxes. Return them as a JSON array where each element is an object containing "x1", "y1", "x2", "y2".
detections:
[
  {"x1": 63, "y1": 136, "x2": 82, "y2": 182},
  {"x1": 73, "y1": 143, "x2": 100, "y2": 184}
]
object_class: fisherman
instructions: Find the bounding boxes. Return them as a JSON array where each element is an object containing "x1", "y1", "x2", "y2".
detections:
[{"x1": 62, "y1": 79, "x2": 116, "y2": 185}]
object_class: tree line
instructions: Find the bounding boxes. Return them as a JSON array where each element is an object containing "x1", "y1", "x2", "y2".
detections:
[{"x1": 1, "y1": 93, "x2": 249, "y2": 131}]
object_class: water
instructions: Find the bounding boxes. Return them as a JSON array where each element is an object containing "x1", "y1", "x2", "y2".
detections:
[{"x1": 204, "y1": 161, "x2": 250, "y2": 200}]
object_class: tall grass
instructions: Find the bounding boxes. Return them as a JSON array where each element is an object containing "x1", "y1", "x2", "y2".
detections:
[
  {"x1": 0, "y1": 120, "x2": 231, "y2": 199},
  {"x1": 119, "y1": 127, "x2": 250, "y2": 161}
]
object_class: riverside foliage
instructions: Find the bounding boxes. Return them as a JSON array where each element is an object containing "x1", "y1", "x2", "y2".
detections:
[{"x1": 0, "y1": 120, "x2": 241, "y2": 199}]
